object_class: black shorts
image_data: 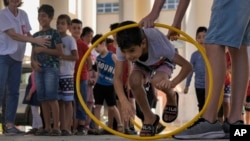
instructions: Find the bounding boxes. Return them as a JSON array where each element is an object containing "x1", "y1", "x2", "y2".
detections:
[{"x1": 93, "y1": 83, "x2": 116, "y2": 106}]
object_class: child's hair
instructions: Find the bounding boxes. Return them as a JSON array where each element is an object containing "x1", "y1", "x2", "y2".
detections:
[
  {"x1": 196, "y1": 26, "x2": 207, "y2": 36},
  {"x1": 91, "y1": 34, "x2": 106, "y2": 45},
  {"x1": 116, "y1": 21, "x2": 145, "y2": 51},
  {"x1": 57, "y1": 14, "x2": 71, "y2": 25},
  {"x1": 106, "y1": 38, "x2": 114, "y2": 44},
  {"x1": 71, "y1": 18, "x2": 82, "y2": 25},
  {"x1": 3, "y1": 0, "x2": 22, "y2": 7},
  {"x1": 81, "y1": 27, "x2": 94, "y2": 38},
  {"x1": 38, "y1": 4, "x2": 54, "y2": 18},
  {"x1": 110, "y1": 23, "x2": 120, "y2": 31}
]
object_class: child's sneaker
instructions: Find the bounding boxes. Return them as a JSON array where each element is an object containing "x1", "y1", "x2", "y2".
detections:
[
  {"x1": 4, "y1": 126, "x2": 25, "y2": 136},
  {"x1": 76, "y1": 125, "x2": 87, "y2": 135},
  {"x1": 124, "y1": 128, "x2": 137, "y2": 135},
  {"x1": 174, "y1": 118, "x2": 225, "y2": 139}
]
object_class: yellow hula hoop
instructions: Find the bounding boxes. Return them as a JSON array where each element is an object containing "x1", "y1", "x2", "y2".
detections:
[{"x1": 76, "y1": 23, "x2": 213, "y2": 140}]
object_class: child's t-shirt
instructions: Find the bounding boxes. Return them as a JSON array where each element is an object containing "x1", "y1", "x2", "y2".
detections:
[
  {"x1": 96, "y1": 51, "x2": 115, "y2": 86},
  {"x1": 32, "y1": 28, "x2": 62, "y2": 68},
  {"x1": 74, "y1": 39, "x2": 89, "y2": 80},
  {"x1": 116, "y1": 28, "x2": 176, "y2": 67},
  {"x1": 60, "y1": 35, "x2": 77, "y2": 75}
]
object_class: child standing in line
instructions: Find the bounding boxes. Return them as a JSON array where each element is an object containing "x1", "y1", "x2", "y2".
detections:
[
  {"x1": 114, "y1": 21, "x2": 192, "y2": 136},
  {"x1": 92, "y1": 34, "x2": 123, "y2": 134},
  {"x1": 70, "y1": 19, "x2": 92, "y2": 135},
  {"x1": 184, "y1": 26, "x2": 207, "y2": 112},
  {"x1": 31, "y1": 4, "x2": 63, "y2": 136},
  {"x1": 23, "y1": 71, "x2": 43, "y2": 135},
  {"x1": 80, "y1": 27, "x2": 96, "y2": 132},
  {"x1": 56, "y1": 14, "x2": 79, "y2": 136}
]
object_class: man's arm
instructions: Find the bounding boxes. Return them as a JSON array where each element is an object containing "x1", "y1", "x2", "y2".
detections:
[
  {"x1": 5, "y1": 29, "x2": 49, "y2": 47},
  {"x1": 167, "y1": 0, "x2": 191, "y2": 40},
  {"x1": 139, "y1": 0, "x2": 166, "y2": 28}
]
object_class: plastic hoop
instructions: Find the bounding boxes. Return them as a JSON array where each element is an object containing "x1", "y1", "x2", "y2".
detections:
[{"x1": 75, "y1": 23, "x2": 213, "y2": 140}]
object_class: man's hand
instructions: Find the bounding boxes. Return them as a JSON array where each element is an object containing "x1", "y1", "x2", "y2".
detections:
[
  {"x1": 139, "y1": 13, "x2": 158, "y2": 28},
  {"x1": 34, "y1": 37, "x2": 50, "y2": 47},
  {"x1": 167, "y1": 24, "x2": 181, "y2": 41}
]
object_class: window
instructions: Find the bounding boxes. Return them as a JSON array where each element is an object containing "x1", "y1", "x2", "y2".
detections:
[
  {"x1": 162, "y1": 0, "x2": 179, "y2": 10},
  {"x1": 97, "y1": 3, "x2": 119, "y2": 14}
]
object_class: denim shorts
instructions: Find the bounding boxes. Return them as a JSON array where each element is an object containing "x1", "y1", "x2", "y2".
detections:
[
  {"x1": 35, "y1": 68, "x2": 59, "y2": 101},
  {"x1": 205, "y1": 0, "x2": 250, "y2": 48}
]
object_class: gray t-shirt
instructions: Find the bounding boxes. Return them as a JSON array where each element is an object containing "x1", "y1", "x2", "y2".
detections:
[{"x1": 116, "y1": 28, "x2": 175, "y2": 66}]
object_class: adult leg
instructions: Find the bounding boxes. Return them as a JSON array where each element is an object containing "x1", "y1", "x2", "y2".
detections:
[
  {"x1": 5, "y1": 60, "x2": 22, "y2": 127},
  {"x1": 202, "y1": 44, "x2": 226, "y2": 122},
  {"x1": 228, "y1": 46, "x2": 249, "y2": 123}
]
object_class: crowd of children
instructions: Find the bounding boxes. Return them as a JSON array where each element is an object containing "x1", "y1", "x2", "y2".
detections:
[{"x1": 1, "y1": 1, "x2": 250, "y2": 139}]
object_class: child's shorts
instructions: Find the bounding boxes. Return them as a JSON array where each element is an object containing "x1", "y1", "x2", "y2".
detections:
[
  {"x1": 133, "y1": 62, "x2": 173, "y2": 82},
  {"x1": 58, "y1": 75, "x2": 74, "y2": 101},
  {"x1": 35, "y1": 68, "x2": 59, "y2": 101}
]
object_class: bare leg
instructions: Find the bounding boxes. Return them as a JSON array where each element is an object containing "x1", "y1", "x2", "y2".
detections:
[
  {"x1": 228, "y1": 46, "x2": 249, "y2": 123},
  {"x1": 64, "y1": 101, "x2": 73, "y2": 132},
  {"x1": 203, "y1": 44, "x2": 226, "y2": 122},
  {"x1": 93, "y1": 105, "x2": 102, "y2": 130},
  {"x1": 129, "y1": 71, "x2": 156, "y2": 125},
  {"x1": 41, "y1": 101, "x2": 51, "y2": 131},
  {"x1": 108, "y1": 106, "x2": 123, "y2": 132},
  {"x1": 59, "y1": 101, "x2": 65, "y2": 130},
  {"x1": 49, "y1": 100, "x2": 60, "y2": 130}
]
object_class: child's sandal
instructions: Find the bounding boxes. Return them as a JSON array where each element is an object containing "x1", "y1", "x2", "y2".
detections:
[
  {"x1": 117, "y1": 124, "x2": 124, "y2": 133},
  {"x1": 139, "y1": 115, "x2": 159, "y2": 136}
]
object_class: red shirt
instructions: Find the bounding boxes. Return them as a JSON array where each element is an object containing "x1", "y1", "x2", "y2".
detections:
[
  {"x1": 107, "y1": 43, "x2": 116, "y2": 54},
  {"x1": 74, "y1": 39, "x2": 89, "y2": 80},
  {"x1": 122, "y1": 60, "x2": 129, "y2": 85}
]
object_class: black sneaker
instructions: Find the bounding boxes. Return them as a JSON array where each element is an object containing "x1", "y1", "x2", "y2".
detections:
[
  {"x1": 222, "y1": 119, "x2": 244, "y2": 139},
  {"x1": 4, "y1": 126, "x2": 25, "y2": 136}
]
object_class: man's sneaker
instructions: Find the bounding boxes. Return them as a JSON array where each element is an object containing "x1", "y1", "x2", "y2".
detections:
[
  {"x1": 174, "y1": 118, "x2": 225, "y2": 139},
  {"x1": 4, "y1": 126, "x2": 25, "y2": 136},
  {"x1": 222, "y1": 118, "x2": 244, "y2": 139}
]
